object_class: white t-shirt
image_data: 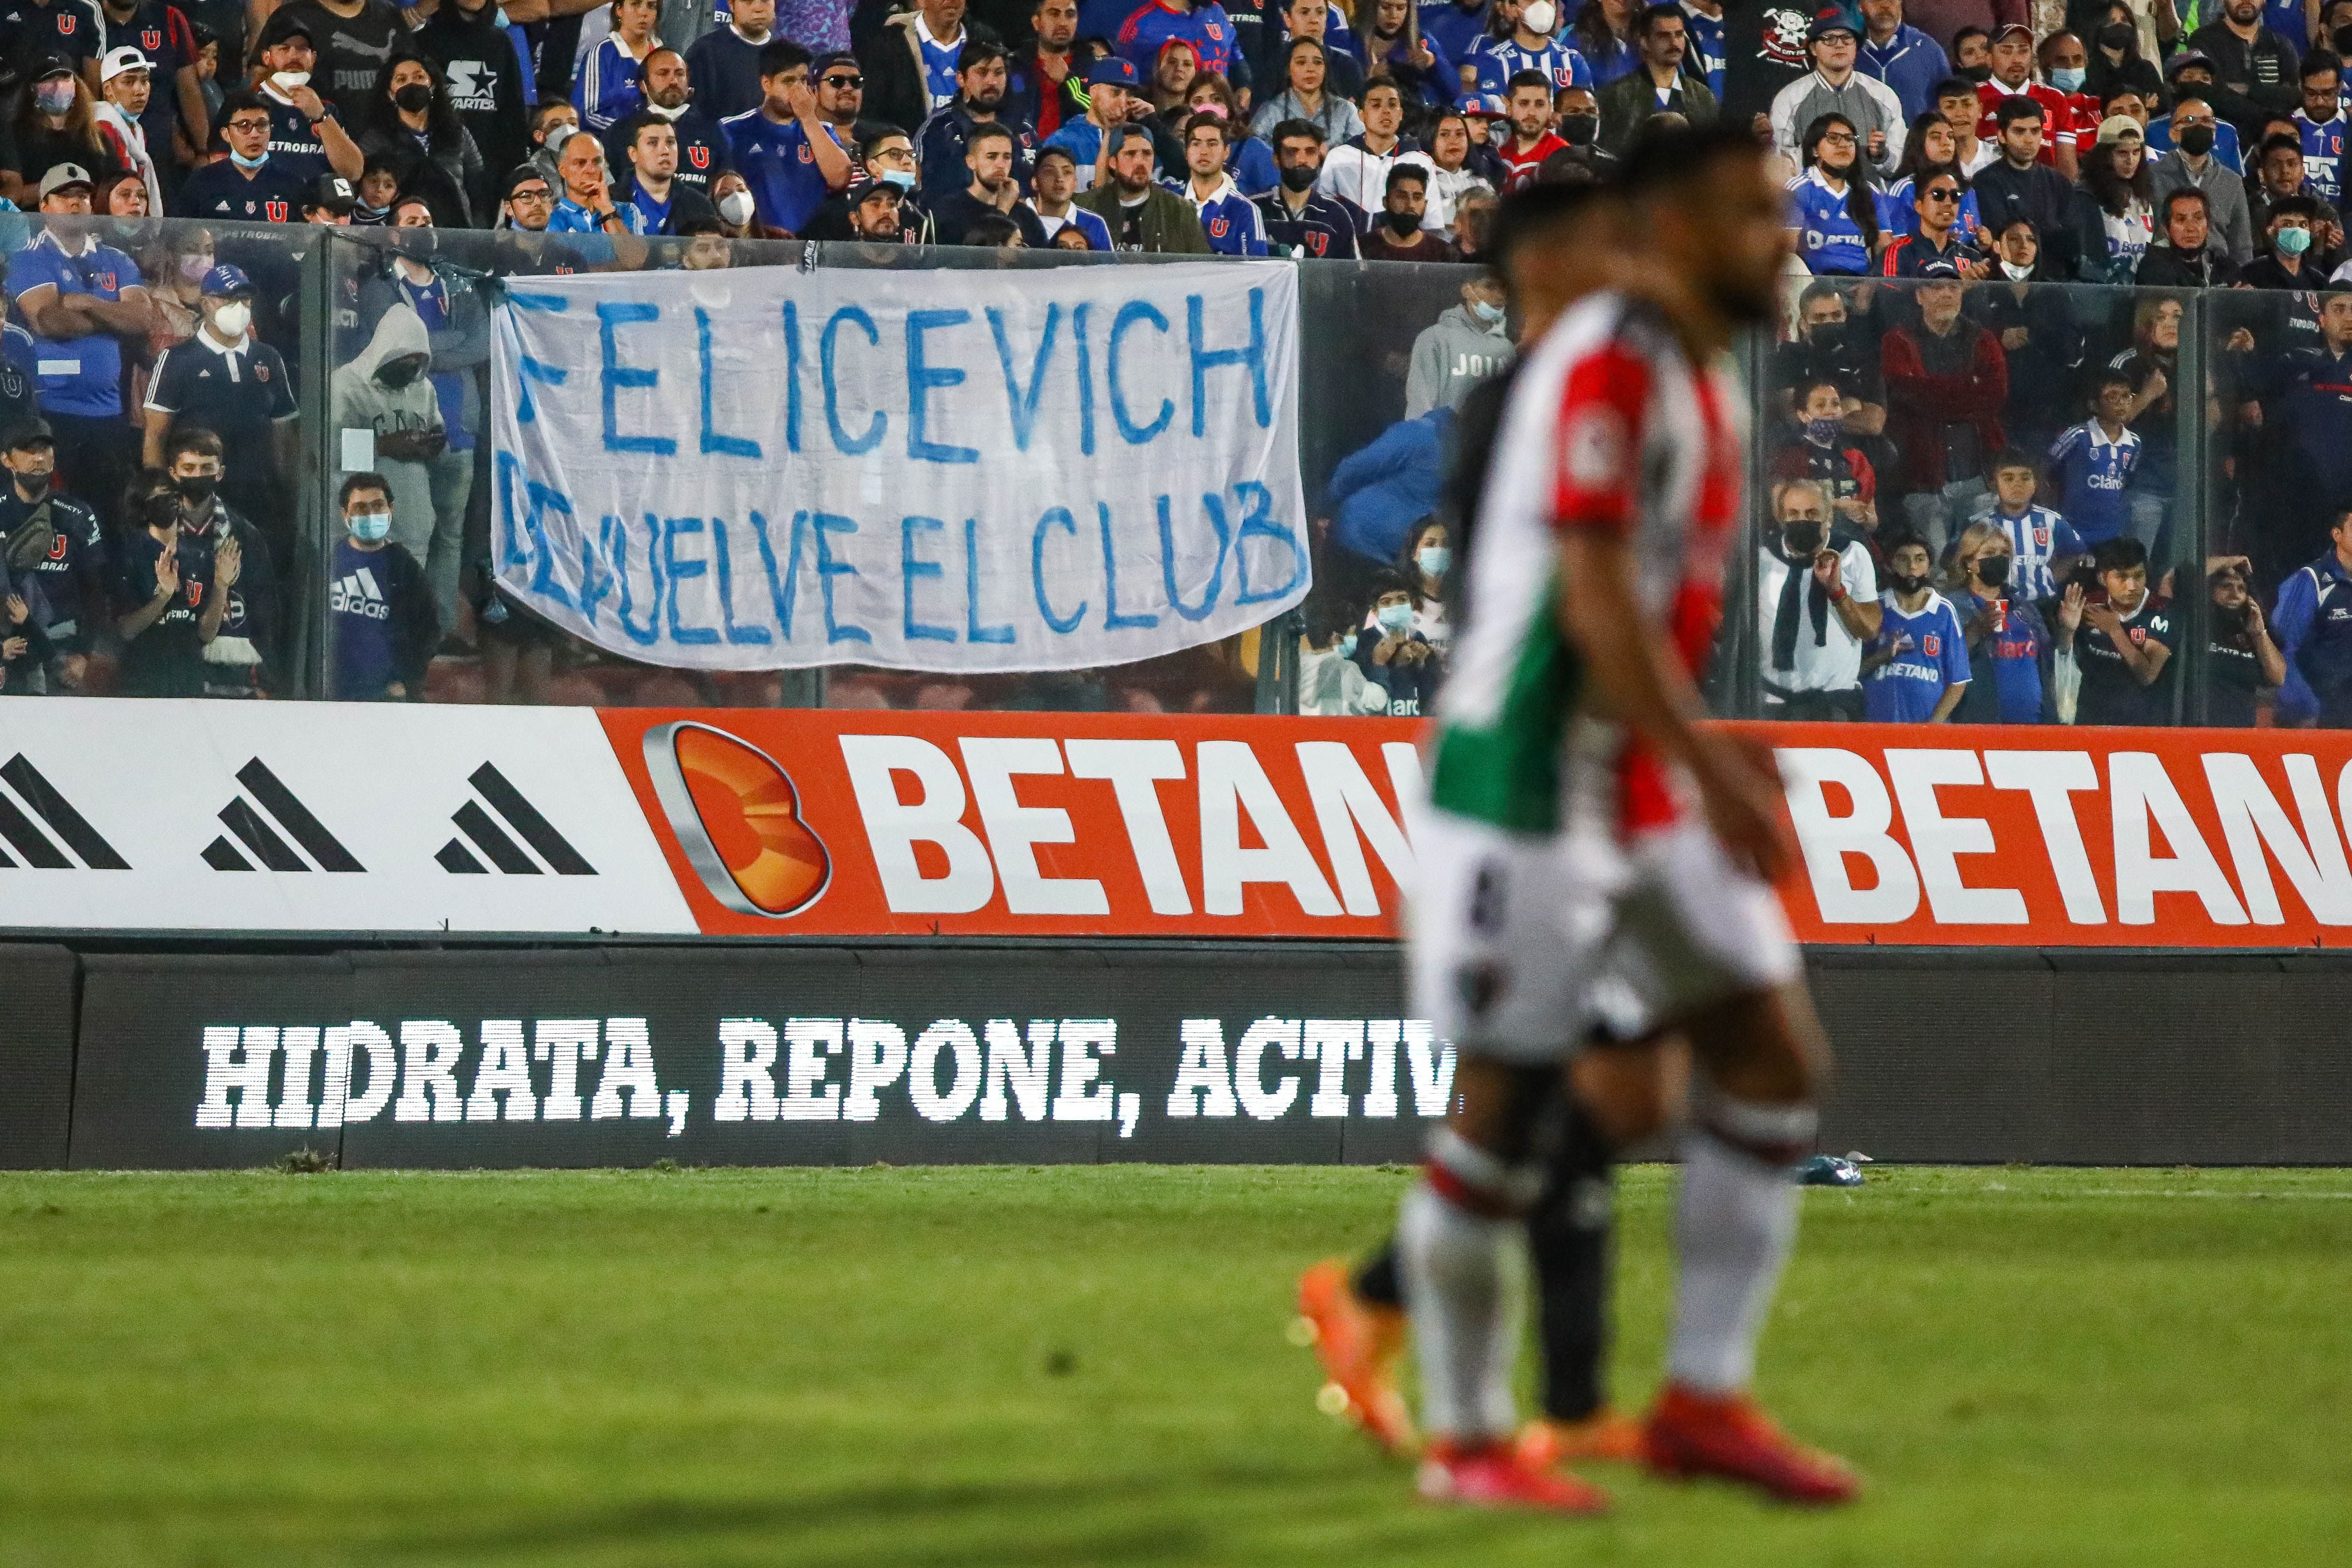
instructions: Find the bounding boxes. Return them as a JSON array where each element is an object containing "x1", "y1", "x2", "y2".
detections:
[{"x1": 1755, "y1": 539, "x2": 1876, "y2": 695}]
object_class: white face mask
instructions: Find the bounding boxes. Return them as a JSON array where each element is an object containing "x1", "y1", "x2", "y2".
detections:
[
  {"x1": 1522, "y1": 0, "x2": 1556, "y2": 35},
  {"x1": 209, "y1": 300, "x2": 251, "y2": 338},
  {"x1": 718, "y1": 189, "x2": 756, "y2": 226},
  {"x1": 270, "y1": 70, "x2": 310, "y2": 91},
  {"x1": 2000, "y1": 259, "x2": 2034, "y2": 279}
]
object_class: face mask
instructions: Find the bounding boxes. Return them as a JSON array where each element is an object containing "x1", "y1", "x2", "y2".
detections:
[
  {"x1": 271, "y1": 70, "x2": 311, "y2": 91},
  {"x1": 1280, "y1": 163, "x2": 1318, "y2": 191},
  {"x1": 1522, "y1": 0, "x2": 1556, "y2": 32},
  {"x1": 348, "y1": 508, "x2": 392, "y2": 542},
  {"x1": 394, "y1": 83, "x2": 434, "y2": 112},
  {"x1": 2098, "y1": 22, "x2": 2135, "y2": 49},
  {"x1": 1376, "y1": 602, "x2": 1414, "y2": 633},
  {"x1": 1977, "y1": 555, "x2": 2012, "y2": 588},
  {"x1": 1803, "y1": 416, "x2": 1841, "y2": 446},
  {"x1": 34, "y1": 80, "x2": 73, "y2": 115},
  {"x1": 718, "y1": 188, "x2": 756, "y2": 225},
  {"x1": 1380, "y1": 206, "x2": 1419, "y2": 235},
  {"x1": 175, "y1": 472, "x2": 218, "y2": 503},
  {"x1": 1959, "y1": 62, "x2": 1992, "y2": 83},
  {"x1": 2001, "y1": 259, "x2": 2035, "y2": 279},
  {"x1": 1891, "y1": 570, "x2": 1929, "y2": 594},
  {"x1": 229, "y1": 149, "x2": 269, "y2": 170},
  {"x1": 376, "y1": 358, "x2": 422, "y2": 388},
  {"x1": 1469, "y1": 296, "x2": 1505, "y2": 324},
  {"x1": 209, "y1": 300, "x2": 251, "y2": 338},
  {"x1": 878, "y1": 167, "x2": 917, "y2": 191},
  {"x1": 179, "y1": 251, "x2": 214, "y2": 281},
  {"x1": 2338, "y1": 22, "x2": 2352, "y2": 55},
  {"x1": 2278, "y1": 224, "x2": 2313, "y2": 256},
  {"x1": 2050, "y1": 66, "x2": 2085, "y2": 92},
  {"x1": 1417, "y1": 544, "x2": 1451, "y2": 577},
  {"x1": 1781, "y1": 523, "x2": 1824, "y2": 557},
  {"x1": 2180, "y1": 124, "x2": 2215, "y2": 157},
  {"x1": 1559, "y1": 113, "x2": 1598, "y2": 146}
]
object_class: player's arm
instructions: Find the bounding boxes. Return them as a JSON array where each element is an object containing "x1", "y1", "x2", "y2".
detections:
[{"x1": 1557, "y1": 530, "x2": 1791, "y2": 880}]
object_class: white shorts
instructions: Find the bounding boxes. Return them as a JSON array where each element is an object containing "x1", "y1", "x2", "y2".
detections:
[{"x1": 1407, "y1": 806, "x2": 1801, "y2": 1066}]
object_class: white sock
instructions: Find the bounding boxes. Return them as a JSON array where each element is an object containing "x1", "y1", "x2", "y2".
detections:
[
  {"x1": 1398, "y1": 1177, "x2": 1522, "y2": 1443},
  {"x1": 1665, "y1": 1125, "x2": 1800, "y2": 1395}
]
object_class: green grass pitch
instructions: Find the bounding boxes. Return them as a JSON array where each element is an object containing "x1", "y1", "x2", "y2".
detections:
[{"x1": 1, "y1": 1164, "x2": 2346, "y2": 1567}]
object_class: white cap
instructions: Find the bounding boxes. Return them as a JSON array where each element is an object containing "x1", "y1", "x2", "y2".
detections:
[{"x1": 101, "y1": 46, "x2": 150, "y2": 83}]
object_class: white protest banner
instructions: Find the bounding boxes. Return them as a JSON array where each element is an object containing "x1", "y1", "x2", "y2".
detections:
[{"x1": 489, "y1": 261, "x2": 1309, "y2": 671}]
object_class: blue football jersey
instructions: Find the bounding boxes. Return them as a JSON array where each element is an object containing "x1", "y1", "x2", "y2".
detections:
[
  {"x1": 1865, "y1": 592, "x2": 1970, "y2": 722},
  {"x1": 1471, "y1": 36, "x2": 1591, "y2": 96},
  {"x1": 2297, "y1": 111, "x2": 2346, "y2": 207},
  {"x1": 1787, "y1": 167, "x2": 1873, "y2": 276}
]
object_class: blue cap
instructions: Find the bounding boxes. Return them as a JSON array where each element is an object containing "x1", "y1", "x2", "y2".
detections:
[
  {"x1": 1465, "y1": 92, "x2": 1508, "y2": 116},
  {"x1": 201, "y1": 263, "x2": 253, "y2": 297},
  {"x1": 1086, "y1": 57, "x2": 1136, "y2": 87}
]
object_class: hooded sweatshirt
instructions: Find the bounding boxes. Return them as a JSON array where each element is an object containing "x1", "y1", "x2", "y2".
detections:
[
  {"x1": 331, "y1": 303, "x2": 444, "y2": 450},
  {"x1": 1405, "y1": 302, "x2": 1509, "y2": 418}
]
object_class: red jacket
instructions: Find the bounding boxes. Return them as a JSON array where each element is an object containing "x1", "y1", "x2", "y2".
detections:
[{"x1": 1881, "y1": 321, "x2": 2007, "y2": 493}]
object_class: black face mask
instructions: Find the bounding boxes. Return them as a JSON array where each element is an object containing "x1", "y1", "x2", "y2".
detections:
[
  {"x1": 142, "y1": 492, "x2": 180, "y2": 531},
  {"x1": 1380, "y1": 206, "x2": 1420, "y2": 235},
  {"x1": 1891, "y1": 570, "x2": 1930, "y2": 595},
  {"x1": 2180, "y1": 124, "x2": 2216, "y2": 157},
  {"x1": 1809, "y1": 320, "x2": 1847, "y2": 349},
  {"x1": 1781, "y1": 523, "x2": 1824, "y2": 558},
  {"x1": 394, "y1": 83, "x2": 433, "y2": 112},
  {"x1": 175, "y1": 473, "x2": 217, "y2": 504},
  {"x1": 1959, "y1": 61, "x2": 1992, "y2": 82},
  {"x1": 376, "y1": 358, "x2": 423, "y2": 388},
  {"x1": 2098, "y1": 21, "x2": 2135, "y2": 50},
  {"x1": 2337, "y1": 23, "x2": 2352, "y2": 56},
  {"x1": 1559, "y1": 112, "x2": 1598, "y2": 145},
  {"x1": 1279, "y1": 163, "x2": 1318, "y2": 191},
  {"x1": 1977, "y1": 554, "x2": 2011, "y2": 588},
  {"x1": 2215, "y1": 599, "x2": 2250, "y2": 628}
]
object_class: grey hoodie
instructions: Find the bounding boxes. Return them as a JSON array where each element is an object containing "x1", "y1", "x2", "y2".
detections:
[
  {"x1": 1405, "y1": 303, "x2": 1510, "y2": 419},
  {"x1": 330, "y1": 304, "x2": 444, "y2": 444}
]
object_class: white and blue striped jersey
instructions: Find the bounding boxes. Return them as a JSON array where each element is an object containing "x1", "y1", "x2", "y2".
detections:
[{"x1": 1975, "y1": 503, "x2": 2084, "y2": 601}]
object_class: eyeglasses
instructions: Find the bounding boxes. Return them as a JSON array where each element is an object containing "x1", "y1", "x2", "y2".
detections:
[
  {"x1": 822, "y1": 73, "x2": 862, "y2": 87},
  {"x1": 225, "y1": 118, "x2": 270, "y2": 133},
  {"x1": 510, "y1": 186, "x2": 553, "y2": 202},
  {"x1": 1819, "y1": 131, "x2": 1857, "y2": 145}
]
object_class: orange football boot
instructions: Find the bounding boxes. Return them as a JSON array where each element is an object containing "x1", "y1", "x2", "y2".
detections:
[
  {"x1": 1295, "y1": 1258, "x2": 1416, "y2": 1453},
  {"x1": 1416, "y1": 1440, "x2": 1613, "y2": 1515},
  {"x1": 1642, "y1": 1383, "x2": 1860, "y2": 1505},
  {"x1": 1514, "y1": 1406, "x2": 1648, "y2": 1470}
]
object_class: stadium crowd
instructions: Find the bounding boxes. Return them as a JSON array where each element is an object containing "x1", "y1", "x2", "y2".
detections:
[{"x1": 3, "y1": 0, "x2": 2352, "y2": 721}]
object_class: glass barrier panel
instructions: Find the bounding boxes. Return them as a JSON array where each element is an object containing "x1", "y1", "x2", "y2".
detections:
[
  {"x1": 1745, "y1": 271, "x2": 2204, "y2": 730},
  {"x1": 1, "y1": 215, "x2": 323, "y2": 701},
  {"x1": 2194, "y1": 279, "x2": 2324, "y2": 730}
]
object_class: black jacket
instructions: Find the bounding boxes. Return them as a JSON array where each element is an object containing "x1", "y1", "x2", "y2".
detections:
[
  {"x1": 859, "y1": 8, "x2": 1007, "y2": 136},
  {"x1": 414, "y1": 0, "x2": 532, "y2": 200},
  {"x1": 2186, "y1": 20, "x2": 2302, "y2": 137},
  {"x1": 2134, "y1": 242, "x2": 2241, "y2": 287},
  {"x1": 1972, "y1": 157, "x2": 2083, "y2": 276}
]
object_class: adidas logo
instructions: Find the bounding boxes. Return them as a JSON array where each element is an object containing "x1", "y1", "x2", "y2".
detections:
[
  {"x1": 203, "y1": 760, "x2": 365, "y2": 873},
  {"x1": 0, "y1": 753, "x2": 128, "y2": 869},
  {"x1": 436, "y1": 764, "x2": 595, "y2": 876},
  {"x1": 330, "y1": 566, "x2": 391, "y2": 621}
]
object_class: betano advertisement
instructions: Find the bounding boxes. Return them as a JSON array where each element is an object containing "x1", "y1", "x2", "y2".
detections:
[{"x1": 9, "y1": 700, "x2": 2352, "y2": 947}]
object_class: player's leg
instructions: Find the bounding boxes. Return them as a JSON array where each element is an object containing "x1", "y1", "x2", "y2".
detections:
[
  {"x1": 1295, "y1": 1244, "x2": 1415, "y2": 1453},
  {"x1": 1518, "y1": 1033, "x2": 1684, "y2": 1469},
  {"x1": 1393, "y1": 813, "x2": 1609, "y2": 1513},
  {"x1": 1620, "y1": 826, "x2": 1858, "y2": 1504}
]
